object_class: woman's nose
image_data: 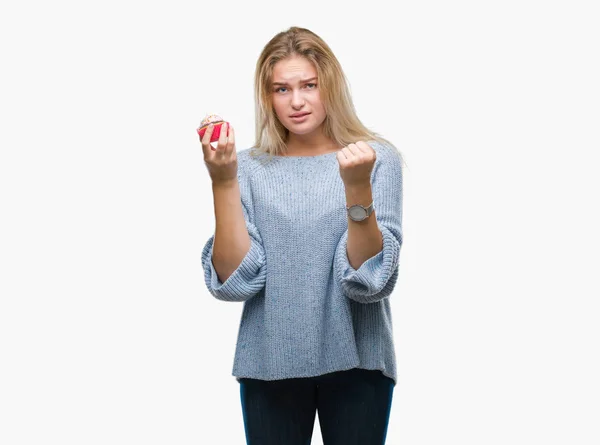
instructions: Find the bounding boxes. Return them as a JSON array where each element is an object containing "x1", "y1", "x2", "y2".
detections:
[{"x1": 291, "y1": 90, "x2": 305, "y2": 107}]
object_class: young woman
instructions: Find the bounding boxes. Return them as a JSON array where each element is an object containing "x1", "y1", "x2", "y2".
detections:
[{"x1": 200, "y1": 26, "x2": 405, "y2": 445}]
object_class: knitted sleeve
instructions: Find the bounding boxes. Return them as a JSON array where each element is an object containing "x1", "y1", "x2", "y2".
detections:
[
  {"x1": 201, "y1": 159, "x2": 267, "y2": 302},
  {"x1": 333, "y1": 142, "x2": 404, "y2": 304}
]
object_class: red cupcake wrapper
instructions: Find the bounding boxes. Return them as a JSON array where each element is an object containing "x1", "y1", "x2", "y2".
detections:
[{"x1": 197, "y1": 121, "x2": 227, "y2": 143}]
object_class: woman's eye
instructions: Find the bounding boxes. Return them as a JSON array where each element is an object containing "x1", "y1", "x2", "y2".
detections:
[{"x1": 275, "y1": 83, "x2": 317, "y2": 93}]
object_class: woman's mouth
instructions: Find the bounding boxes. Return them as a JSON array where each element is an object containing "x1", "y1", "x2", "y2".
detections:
[{"x1": 290, "y1": 113, "x2": 310, "y2": 122}]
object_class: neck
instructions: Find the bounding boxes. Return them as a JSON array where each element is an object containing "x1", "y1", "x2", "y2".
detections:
[{"x1": 285, "y1": 131, "x2": 339, "y2": 155}]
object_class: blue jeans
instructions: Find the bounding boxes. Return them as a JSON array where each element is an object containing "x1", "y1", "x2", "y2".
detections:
[{"x1": 239, "y1": 367, "x2": 395, "y2": 445}]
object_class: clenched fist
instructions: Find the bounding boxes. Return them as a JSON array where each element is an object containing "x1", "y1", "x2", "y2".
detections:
[{"x1": 336, "y1": 141, "x2": 376, "y2": 187}]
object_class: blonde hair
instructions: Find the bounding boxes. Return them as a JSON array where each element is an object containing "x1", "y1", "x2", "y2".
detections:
[{"x1": 251, "y1": 26, "x2": 404, "y2": 165}]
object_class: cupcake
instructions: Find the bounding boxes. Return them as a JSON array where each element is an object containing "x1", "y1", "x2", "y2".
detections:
[{"x1": 197, "y1": 113, "x2": 228, "y2": 143}]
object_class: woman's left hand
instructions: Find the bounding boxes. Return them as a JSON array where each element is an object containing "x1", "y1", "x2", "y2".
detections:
[{"x1": 336, "y1": 141, "x2": 376, "y2": 187}]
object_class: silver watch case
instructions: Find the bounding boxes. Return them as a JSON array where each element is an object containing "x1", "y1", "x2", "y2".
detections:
[{"x1": 346, "y1": 201, "x2": 374, "y2": 222}]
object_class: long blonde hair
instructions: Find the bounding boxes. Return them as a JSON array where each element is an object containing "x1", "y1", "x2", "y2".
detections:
[{"x1": 251, "y1": 26, "x2": 404, "y2": 165}]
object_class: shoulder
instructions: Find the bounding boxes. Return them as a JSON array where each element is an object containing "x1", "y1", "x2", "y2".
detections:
[
  {"x1": 236, "y1": 147, "x2": 253, "y2": 165},
  {"x1": 236, "y1": 147, "x2": 260, "y2": 172},
  {"x1": 366, "y1": 140, "x2": 403, "y2": 170},
  {"x1": 235, "y1": 147, "x2": 273, "y2": 182},
  {"x1": 237, "y1": 146, "x2": 269, "y2": 163}
]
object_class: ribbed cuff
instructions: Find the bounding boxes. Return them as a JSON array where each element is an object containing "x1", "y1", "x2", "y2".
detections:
[
  {"x1": 202, "y1": 232, "x2": 267, "y2": 302},
  {"x1": 334, "y1": 224, "x2": 401, "y2": 304}
]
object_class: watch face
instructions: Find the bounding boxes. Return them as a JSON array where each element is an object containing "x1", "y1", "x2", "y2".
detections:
[{"x1": 348, "y1": 205, "x2": 367, "y2": 220}]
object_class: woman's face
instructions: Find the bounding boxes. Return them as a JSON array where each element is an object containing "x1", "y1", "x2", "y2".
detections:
[{"x1": 271, "y1": 55, "x2": 327, "y2": 137}]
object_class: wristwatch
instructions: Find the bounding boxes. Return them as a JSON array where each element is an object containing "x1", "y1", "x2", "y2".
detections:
[{"x1": 346, "y1": 201, "x2": 374, "y2": 222}]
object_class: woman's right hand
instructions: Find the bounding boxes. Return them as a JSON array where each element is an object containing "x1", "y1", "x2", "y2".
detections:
[{"x1": 200, "y1": 122, "x2": 238, "y2": 186}]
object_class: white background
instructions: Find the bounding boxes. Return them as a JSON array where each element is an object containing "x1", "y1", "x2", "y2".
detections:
[{"x1": 1, "y1": 0, "x2": 599, "y2": 444}]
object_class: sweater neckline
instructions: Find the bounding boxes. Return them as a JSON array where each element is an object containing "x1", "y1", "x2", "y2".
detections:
[{"x1": 271, "y1": 150, "x2": 341, "y2": 160}]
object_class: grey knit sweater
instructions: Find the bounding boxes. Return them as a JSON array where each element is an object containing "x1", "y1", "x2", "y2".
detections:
[{"x1": 201, "y1": 140, "x2": 403, "y2": 385}]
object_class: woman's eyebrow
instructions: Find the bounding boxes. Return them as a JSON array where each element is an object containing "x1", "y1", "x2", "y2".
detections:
[{"x1": 272, "y1": 77, "x2": 317, "y2": 86}]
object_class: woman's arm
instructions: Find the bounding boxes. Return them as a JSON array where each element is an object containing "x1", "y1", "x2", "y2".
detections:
[
  {"x1": 334, "y1": 142, "x2": 404, "y2": 304},
  {"x1": 211, "y1": 179, "x2": 251, "y2": 283},
  {"x1": 201, "y1": 161, "x2": 267, "y2": 302}
]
